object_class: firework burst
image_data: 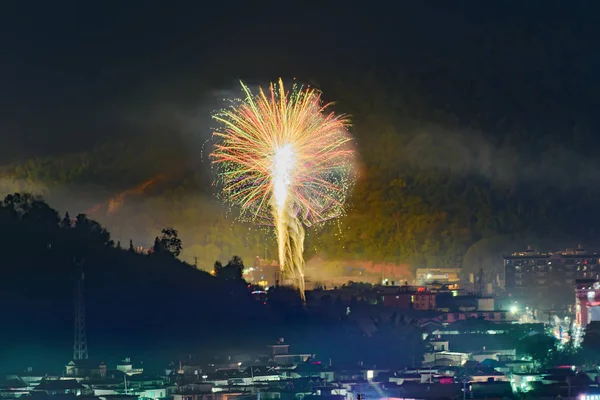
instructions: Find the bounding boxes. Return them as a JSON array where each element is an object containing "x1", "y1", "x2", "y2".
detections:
[{"x1": 211, "y1": 78, "x2": 356, "y2": 299}]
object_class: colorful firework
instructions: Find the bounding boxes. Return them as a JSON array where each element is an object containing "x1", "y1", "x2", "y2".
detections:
[{"x1": 211, "y1": 78, "x2": 356, "y2": 299}]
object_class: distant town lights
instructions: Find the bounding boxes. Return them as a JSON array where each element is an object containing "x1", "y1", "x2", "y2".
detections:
[{"x1": 581, "y1": 395, "x2": 600, "y2": 400}]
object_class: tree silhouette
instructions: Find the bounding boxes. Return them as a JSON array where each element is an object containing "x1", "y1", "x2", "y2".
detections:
[
  {"x1": 214, "y1": 256, "x2": 244, "y2": 281},
  {"x1": 517, "y1": 334, "x2": 557, "y2": 368},
  {"x1": 213, "y1": 260, "x2": 223, "y2": 276},
  {"x1": 157, "y1": 227, "x2": 182, "y2": 257},
  {"x1": 60, "y1": 211, "x2": 72, "y2": 229},
  {"x1": 152, "y1": 236, "x2": 161, "y2": 254}
]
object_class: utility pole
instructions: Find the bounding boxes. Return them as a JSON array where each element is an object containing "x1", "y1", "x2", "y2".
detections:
[
  {"x1": 73, "y1": 257, "x2": 88, "y2": 360},
  {"x1": 194, "y1": 256, "x2": 198, "y2": 268}
]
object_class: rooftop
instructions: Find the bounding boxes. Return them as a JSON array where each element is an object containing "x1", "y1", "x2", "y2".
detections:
[
  {"x1": 35, "y1": 380, "x2": 84, "y2": 391},
  {"x1": 67, "y1": 360, "x2": 106, "y2": 369},
  {"x1": 0, "y1": 378, "x2": 28, "y2": 389},
  {"x1": 505, "y1": 246, "x2": 598, "y2": 259}
]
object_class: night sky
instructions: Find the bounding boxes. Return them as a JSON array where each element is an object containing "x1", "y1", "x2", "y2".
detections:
[{"x1": 1, "y1": 1, "x2": 598, "y2": 160}]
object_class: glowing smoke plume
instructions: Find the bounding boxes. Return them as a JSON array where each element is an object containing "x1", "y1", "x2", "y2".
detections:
[
  {"x1": 87, "y1": 174, "x2": 169, "y2": 215},
  {"x1": 211, "y1": 78, "x2": 356, "y2": 300}
]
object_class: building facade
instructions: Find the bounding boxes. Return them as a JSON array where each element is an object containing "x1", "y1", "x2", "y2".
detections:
[
  {"x1": 575, "y1": 279, "x2": 600, "y2": 327},
  {"x1": 415, "y1": 268, "x2": 461, "y2": 285},
  {"x1": 381, "y1": 287, "x2": 437, "y2": 310},
  {"x1": 504, "y1": 247, "x2": 600, "y2": 309},
  {"x1": 442, "y1": 311, "x2": 512, "y2": 323}
]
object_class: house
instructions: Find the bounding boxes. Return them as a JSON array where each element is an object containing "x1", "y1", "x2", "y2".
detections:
[
  {"x1": 273, "y1": 354, "x2": 313, "y2": 366},
  {"x1": 98, "y1": 396, "x2": 138, "y2": 400},
  {"x1": 471, "y1": 349, "x2": 517, "y2": 363},
  {"x1": 116, "y1": 359, "x2": 143, "y2": 376},
  {"x1": 0, "y1": 377, "x2": 30, "y2": 398},
  {"x1": 34, "y1": 379, "x2": 86, "y2": 396},
  {"x1": 9, "y1": 368, "x2": 58, "y2": 389},
  {"x1": 66, "y1": 360, "x2": 107, "y2": 379},
  {"x1": 242, "y1": 367, "x2": 280, "y2": 383},
  {"x1": 427, "y1": 338, "x2": 449, "y2": 352},
  {"x1": 265, "y1": 338, "x2": 313, "y2": 366},
  {"x1": 467, "y1": 368, "x2": 508, "y2": 383},
  {"x1": 422, "y1": 351, "x2": 470, "y2": 366},
  {"x1": 289, "y1": 363, "x2": 325, "y2": 379},
  {"x1": 173, "y1": 393, "x2": 215, "y2": 400},
  {"x1": 389, "y1": 373, "x2": 421, "y2": 385}
]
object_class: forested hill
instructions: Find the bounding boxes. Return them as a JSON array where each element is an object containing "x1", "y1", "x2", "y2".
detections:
[
  {"x1": 1, "y1": 72, "x2": 599, "y2": 285},
  {"x1": 0, "y1": 193, "x2": 279, "y2": 372}
]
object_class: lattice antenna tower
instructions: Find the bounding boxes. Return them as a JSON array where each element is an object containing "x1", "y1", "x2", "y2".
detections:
[{"x1": 73, "y1": 257, "x2": 88, "y2": 360}]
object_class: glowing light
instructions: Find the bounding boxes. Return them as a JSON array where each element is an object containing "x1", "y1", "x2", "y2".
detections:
[
  {"x1": 211, "y1": 78, "x2": 356, "y2": 299},
  {"x1": 271, "y1": 143, "x2": 295, "y2": 210},
  {"x1": 510, "y1": 305, "x2": 519, "y2": 314}
]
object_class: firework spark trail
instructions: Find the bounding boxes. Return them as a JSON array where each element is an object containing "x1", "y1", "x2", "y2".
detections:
[{"x1": 211, "y1": 78, "x2": 356, "y2": 300}]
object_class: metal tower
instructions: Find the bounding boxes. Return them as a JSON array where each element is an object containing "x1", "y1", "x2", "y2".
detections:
[{"x1": 73, "y1": 257, "x2": 88, "y2": 360}]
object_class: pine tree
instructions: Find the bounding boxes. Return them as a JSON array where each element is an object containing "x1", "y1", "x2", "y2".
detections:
[
  {"x1": 213, "y1": 260, "x2": 223, "y2": 276},
  {"x1": 60, "y1": 211, "x2": 72, "y2": 229},
  {"x1": 152, "y1": 237, "x2": 162, "y2": 254}
]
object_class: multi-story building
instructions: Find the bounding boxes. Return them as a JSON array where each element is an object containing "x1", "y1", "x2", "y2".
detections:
[
  {"x1": 442, "y1": 310, "x2": 512, "y2": 324},
  {"x1": 381, "y1": 286, "x2": 437, "y2": 310},
  {"x1": 504, "y1": 246, "x2": 600, "y2": 309},
  {"x1": 575, "y1": 279, "x2": 600, "y2": 327},
  {"x1": 415, "y1": 268, "x2": 461, "y2": 285}
]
